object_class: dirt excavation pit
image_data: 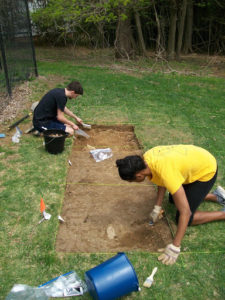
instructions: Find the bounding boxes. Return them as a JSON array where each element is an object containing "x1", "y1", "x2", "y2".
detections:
[{"x1": 56, "y1": 125, "x2": 172, "y2": 252}]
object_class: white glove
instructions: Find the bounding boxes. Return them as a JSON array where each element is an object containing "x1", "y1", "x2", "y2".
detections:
[
  {"x1": 149, "y1": 205, "x2": 162, "y2": 223},
  {"x1": 158, "y1": 243, "x2": 180, "y2": 265}
]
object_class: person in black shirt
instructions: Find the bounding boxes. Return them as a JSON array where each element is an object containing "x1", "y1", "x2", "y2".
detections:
[{"x1": 33, "y1": 80, "x2": 83, "y2": 135}]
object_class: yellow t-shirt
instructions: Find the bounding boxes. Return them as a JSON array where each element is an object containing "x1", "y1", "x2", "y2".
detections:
[{"x1": 143, "y1": 145, "x2": 217, "y2": 195}]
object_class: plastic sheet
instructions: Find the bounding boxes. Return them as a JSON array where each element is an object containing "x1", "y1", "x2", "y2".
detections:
[
  {"x1": 6, "y1": 271, "x2": 87, "y2": 299},
  {"x1": 5, "y1": 284, "x2": 48, "y2": 300},
  {"x1": 12, "y1": 126, "x2": 22, "y2": 143},
  {"x1": 39, "y1": 270, "x2": 87, "y2": 297},
  {"x1": 90, "y1": 148, "x2": 113, "y2": 162}
]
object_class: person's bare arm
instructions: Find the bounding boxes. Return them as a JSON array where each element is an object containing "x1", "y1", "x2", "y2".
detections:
[
  {"x1": 172, "y1": 185, "x2": 192, "y2": 247},
  {"x1": 149, "y1": 186, "x2": 166, "y2": 222},
  {"x1": 64, "y1": 107, "x2": 82, "y2": 124},
  {"x1": 156, "y1": 186, "x2": 166, "y2": 206},
  {"x1": 158, "y1": 185, "x2": 191, "y2": 265},
  {"x1": 57, "y1": 109, "x2": 78, "y2": 130}
]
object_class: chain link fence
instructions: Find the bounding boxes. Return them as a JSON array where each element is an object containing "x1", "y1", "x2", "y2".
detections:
[{"x1": 0, "y1": 0, "x2": 38, "y2": 99}]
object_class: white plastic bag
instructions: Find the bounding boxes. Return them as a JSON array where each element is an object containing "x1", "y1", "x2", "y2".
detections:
[
  {"x1": 90, "y1": 148, "x2": 113, "y2": 162},
  {"x1": 12, "y1": 126, "x2": 22, "y2": 143}
]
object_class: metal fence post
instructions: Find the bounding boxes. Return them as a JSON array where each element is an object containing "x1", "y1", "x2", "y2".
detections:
[
  {"x1": 0, "y1": 24, "x2": 12, "y2": 97},
  {"x1": 24, "y1": 0, "x2": 38, "y2": 77}
]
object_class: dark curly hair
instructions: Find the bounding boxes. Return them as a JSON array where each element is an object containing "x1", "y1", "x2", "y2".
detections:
[{"x1": 116, "y1": 155, "x2": 146, "y2": 181}]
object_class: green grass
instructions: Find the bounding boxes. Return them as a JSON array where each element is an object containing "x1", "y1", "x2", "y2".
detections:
[{"x1": 0, "y1": 54, "x2": 225, "y2": 299}]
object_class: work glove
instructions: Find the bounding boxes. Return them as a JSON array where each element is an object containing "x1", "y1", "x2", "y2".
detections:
[
  {"x1": 149, "y1": 205, "x2": 162, "y2": 223},
  {"x1": 158, "y1": 243, "x2": 180, "y2": 265}
]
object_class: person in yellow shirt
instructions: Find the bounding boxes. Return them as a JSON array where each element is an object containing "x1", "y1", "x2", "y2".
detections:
[{"x1": 116, "y1": 145, "x2": 225, "y2": 265}]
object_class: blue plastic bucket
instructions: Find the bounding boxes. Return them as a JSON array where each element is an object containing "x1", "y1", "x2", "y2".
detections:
[{"x1": 85, "y1": 252, "x2": 139, "y2": 300}]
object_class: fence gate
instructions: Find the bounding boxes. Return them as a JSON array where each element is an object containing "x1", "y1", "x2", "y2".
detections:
[{"x1": 0, "y1": 0, "x2": 38, "y2": 98}]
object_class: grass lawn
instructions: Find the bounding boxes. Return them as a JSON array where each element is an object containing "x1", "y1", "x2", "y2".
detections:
[{"x1": 0, "y1": 49, "x2": 225, "y2": 299}]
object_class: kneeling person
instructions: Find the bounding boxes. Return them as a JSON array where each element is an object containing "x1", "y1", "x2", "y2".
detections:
[
  {"x1": 116, "y1": 145, "x2": 225, "y2": 265},
  {"x1": 33, "y1": 80, "x2": 83, "y2": 135}
]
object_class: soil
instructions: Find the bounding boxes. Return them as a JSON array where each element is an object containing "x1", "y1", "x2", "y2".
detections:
[{"x1": 56, "y1": 125, "x2": 173, "y2": 253}]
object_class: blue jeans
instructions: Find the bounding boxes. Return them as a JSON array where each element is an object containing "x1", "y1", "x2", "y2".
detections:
[{"x1": 34, "y1": 119, "x2": 66, "y2": 132}]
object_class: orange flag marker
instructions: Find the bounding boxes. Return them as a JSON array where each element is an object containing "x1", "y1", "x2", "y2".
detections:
[{"x1": 40, "y1": 197, "x2": 46, "y2": 213}]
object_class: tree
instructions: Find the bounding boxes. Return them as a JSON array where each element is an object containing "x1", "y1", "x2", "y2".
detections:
[
  {"x1": 114, "y1": 10, "x2": 136, "y2": 59},
  {"x1": 176, "y1": 0, "x2": 187, "y2": 59},
  {"x1": 134, "y1": 10, "x2": 147, "y2": 56},
  {"x1": 183, "y1": 0, "x2": 193, "y2": 54},
  {"x1": 152, "y1": 0, "x2": 165, "y2": 58},
  {"x1": 32, "y1": 0, "x2": 142, "y2": 57},
  {"x1": 30, "y1": 0, "x2": 225, "y2": 58},
  {"x1": 167, "y1": 0, "x2": 177, "y2": 60}
]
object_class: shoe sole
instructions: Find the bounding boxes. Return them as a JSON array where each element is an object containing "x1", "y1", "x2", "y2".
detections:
[{"x1": 217, "y1": 186, "x2": 225, "y2": 199}]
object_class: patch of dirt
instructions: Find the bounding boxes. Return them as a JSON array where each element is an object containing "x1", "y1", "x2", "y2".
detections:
[{"x1": 56, "y1": 125, "x2": 172, "y2": 253}]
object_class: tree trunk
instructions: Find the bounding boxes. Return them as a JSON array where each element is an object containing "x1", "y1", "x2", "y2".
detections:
[
  {"x1": 114, "y1": 13, "x2": 136, "y2": 59},
  {"x1": 176, "y1": 0, "x2": 187, "y2": 59},
  {"x1": 97, "y1": 23, "x2": 109, "y2": 48},
  {"x1": 183, "y1": 0, "x2": 193, "y2": 54},
  {"x1": 160, "y1": 13, "x2": 166, "y2": 54},
  {"x1": 134, "y1": 10, "x2": 147, "y2": 57},
  {"x1": 153, "y1": 0, "x2": 162, "y2": 58},
  {"x1": 167, "y1": 0, "x2": 177, "y2": 60},
  {"x1": 208, "y1": 18, "x2": 212, "y2": 55}
]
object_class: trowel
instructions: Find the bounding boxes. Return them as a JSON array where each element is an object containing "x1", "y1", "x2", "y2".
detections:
[{"x1": 75, "y1": 128, "x2": 90, "y2": 139}]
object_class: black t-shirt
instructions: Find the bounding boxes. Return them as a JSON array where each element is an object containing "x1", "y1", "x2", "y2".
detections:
[{"x1": 33, "y1": 88, "x2": 67, "y2": 123}]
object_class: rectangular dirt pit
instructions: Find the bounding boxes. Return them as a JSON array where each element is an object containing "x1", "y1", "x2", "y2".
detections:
[
  {"x1": 73, "y1": 124, "x2": 141, "y2": 151},
  {"x1": 56, "y1": 125, "x2": 172, "y2": 252}
]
